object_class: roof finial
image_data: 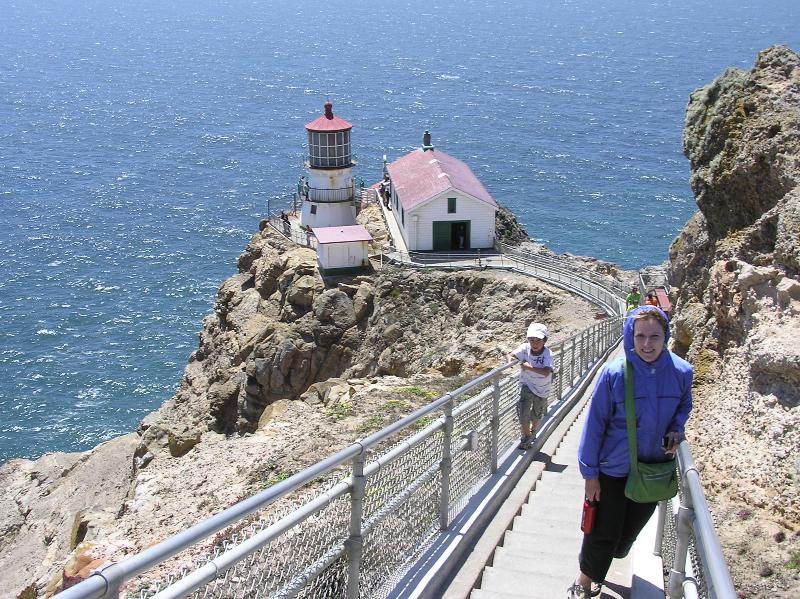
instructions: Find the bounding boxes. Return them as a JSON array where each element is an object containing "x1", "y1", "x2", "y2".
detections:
[
  {"x1": 324, "y1": 101, "x2": 334, "y2": 119},
  {"x1": 422, "y1": 129, "x2": 434, "y2": 152}
]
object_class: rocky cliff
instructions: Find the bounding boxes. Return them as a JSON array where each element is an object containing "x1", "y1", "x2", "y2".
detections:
[
  {"x1": 670, "y1": 44, "x2": 800, "y2": 596},
  {"x1": 0, "y1": 204, "x2": 604, "y2": 598}
]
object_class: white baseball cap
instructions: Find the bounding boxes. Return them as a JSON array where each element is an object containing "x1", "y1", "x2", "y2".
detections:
[{"x1": 527, "y1": 323, "x2": 548, "y2": 339}]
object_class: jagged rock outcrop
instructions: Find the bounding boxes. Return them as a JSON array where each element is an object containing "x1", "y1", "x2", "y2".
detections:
[
  {"x1": 670, "y1": 44, "x2": 800, "y2": 596},
  {"x1": 137, "y1": 224, "x2": 589, "y2": 457},
  {"x1": 495, "y1": 203, "x2": 530, "y2": 245}
]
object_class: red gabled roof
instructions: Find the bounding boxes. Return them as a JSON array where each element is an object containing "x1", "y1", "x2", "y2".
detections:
[
  {"x1": 312, "y1": 224, "x2": 373, "y2": 244},
  {"x1": 305, "y1": 101, "x2": 353, "y2": 132},
  {"x1": 386, "y1": 149, "x2": 497, "y2": 211}
]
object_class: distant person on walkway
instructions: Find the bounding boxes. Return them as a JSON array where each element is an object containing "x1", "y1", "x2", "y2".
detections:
[
  {"x1": 280, "y1": 211, "x2": 290, "y2": 234},
  {"x1": 645, "y1": 291, "x2": 658, "y2": 306},
  {"x1": 567, "y1": 306, "x2": 692, "y2": 598},
  {"x1": 624, "y1": 285, "x2": 640, "y2": 312},
  {"x1": 507, "y1": 322, "x2": 553, "y2": 450},
  {"x1": 380, "y1": 181, "x2": 390, "y2": 207}
]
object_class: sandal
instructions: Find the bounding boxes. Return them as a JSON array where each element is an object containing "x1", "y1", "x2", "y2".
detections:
[{"x1": 566, "y1": 582, "x2": 602, "y2": 598}]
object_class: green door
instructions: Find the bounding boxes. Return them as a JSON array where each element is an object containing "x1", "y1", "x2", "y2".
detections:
[{"x1": 432, "y1": 221, "x2": 451, "y2": 251}]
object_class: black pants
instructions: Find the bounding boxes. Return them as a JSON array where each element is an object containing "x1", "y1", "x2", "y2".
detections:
[{"x1": 579, "y1": 473, "x2": 657, "y2": 583}]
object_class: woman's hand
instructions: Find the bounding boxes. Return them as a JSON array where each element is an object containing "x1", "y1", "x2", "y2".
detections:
[
  {"x1": 585, "y1": 478, "x2": 601, "y2": 502},
  {"x1": 663, "y1": 431, "x2": 685, "y2": 456}
]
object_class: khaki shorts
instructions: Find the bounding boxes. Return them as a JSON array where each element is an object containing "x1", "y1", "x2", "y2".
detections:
[{"x1": 517, "y1": 385, "x2": 547, "y2": 423}]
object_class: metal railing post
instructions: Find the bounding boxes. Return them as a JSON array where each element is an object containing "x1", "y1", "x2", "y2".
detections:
[
  {"x1": 653, "y1": 500, "x2": 668, "y2": 556},
  {"x1": 439, "y1": 398, "x2": 454, "y2": 530},
  {"x1": 346, "y1": 448, "x2": 367, "y2": 599},
  {"x1": 580, "y1": 329, "x2": 586, "y2": 371},
  {"x1": 491, "y1": 377, "x2": 500, "y2": 473},
  {"x1": 569, "y1": 343, "x2": 576, "y2": 386},
  {"x1": 556, "y1": 352, "x2": 564, "y2": 399},
  {"x1": 668, "y1": 501, "x2": 693, "y2": 599}
]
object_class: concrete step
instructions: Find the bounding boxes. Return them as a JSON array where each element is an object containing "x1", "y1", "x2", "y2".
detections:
[
  {"x1": 510, "y1": 514, "x2": 585, "y2": 536},
  {"x1": 478, "y1": 566, "x2": 578, "y2": 599},
  {"x1": 502, "y1": 528, "x2": 583, "y2": 552},
  {"x1": 527, "y1": 487, "x2": 583, "y2": 503},
  {"x1": 493, "y1": 545, "x2": 578, "y2": 572},
  {"x1": 485, "y1": 558, "x2": 573, "y2": 580},
  {"x1": 520, "y1": 502, "x2": 583, "y2": 523},
  {"x1": 470, "y1": 589, "x2": 529, "y2": 599},
  {"x1": 540, "y1": 471, "x2": 584, "y2": 486}
]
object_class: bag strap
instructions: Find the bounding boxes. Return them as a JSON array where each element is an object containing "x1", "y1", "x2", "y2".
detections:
[{"x1": 624, "y1": 360, "x2": 639, "y2": 473}]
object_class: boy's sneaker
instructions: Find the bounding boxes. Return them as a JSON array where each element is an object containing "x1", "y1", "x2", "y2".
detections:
[{"x1": 518, "y1": 436, "x2": 532, "y2": 450}]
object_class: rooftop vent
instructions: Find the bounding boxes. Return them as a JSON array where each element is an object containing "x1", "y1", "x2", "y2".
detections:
[{"x1": 422, "y1": 130, "x2": 434, "y2": 152}]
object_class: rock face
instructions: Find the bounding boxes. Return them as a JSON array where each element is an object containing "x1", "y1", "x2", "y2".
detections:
[
  {"x1": 495, "y1": 203, "x2": 530, "y2": 245},
  {"x1": 670, "y1": 45, "x2": 800, "y2": 596},
  {"x1": 0, "y1": 206, "x2": 602, "y2": 598},
  {"x1": 0, "y1": 435, "x2": 138, "y2": 598}
]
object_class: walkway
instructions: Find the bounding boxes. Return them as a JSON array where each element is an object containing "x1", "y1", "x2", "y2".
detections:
[
  {"x1": 376, "y1": 193, "x2": 409, "y2": 255},
  {"x1": 383, "y1": 344, "x2": 666, "y2": 599},
  {"x1": 446, "y1": 347, "x2": 666, "y2": 599}
]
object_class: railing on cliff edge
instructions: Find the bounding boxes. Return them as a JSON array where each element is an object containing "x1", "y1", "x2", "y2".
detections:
[
  {"x1": 382, "y1": 243, "x2": 626, "y2": 318},
  {"x1": 55, "y1": 247, "x2": 735, "y2": 599}
]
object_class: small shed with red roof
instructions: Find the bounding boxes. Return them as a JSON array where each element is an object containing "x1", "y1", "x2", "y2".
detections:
[
  {"x1": 312, "y1": 224, "x2": 373, "y2": 275},
  {"x1": 384, "y1": 139, "x2": 498, "y2": 251}
]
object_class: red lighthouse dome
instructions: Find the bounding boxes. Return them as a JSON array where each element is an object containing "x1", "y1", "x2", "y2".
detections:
[{"x1": 304, "y1": 101, "x2": 354, "y2": 169}]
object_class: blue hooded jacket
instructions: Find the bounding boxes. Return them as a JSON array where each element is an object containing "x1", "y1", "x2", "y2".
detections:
[{"x1": 578, "y1": 306, "x2": 693, "y2": 479}]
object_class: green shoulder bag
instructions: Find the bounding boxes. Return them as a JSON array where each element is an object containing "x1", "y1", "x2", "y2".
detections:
[{"x1": 623, "y1": 360, "x2": 678, "y2": 503}]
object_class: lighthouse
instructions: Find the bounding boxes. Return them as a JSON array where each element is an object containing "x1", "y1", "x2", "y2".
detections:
[{"x1": 299, "y1": 101, "x2": 358, "y2": 228}]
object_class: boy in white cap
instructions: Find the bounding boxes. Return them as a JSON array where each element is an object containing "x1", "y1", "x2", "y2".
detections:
[{"x1": 507, "y1": 322, "x2": 554, "y2": 450}]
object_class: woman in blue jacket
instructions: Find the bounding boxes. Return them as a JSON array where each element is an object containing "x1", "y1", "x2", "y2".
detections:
[{"x1": 568, "y1": 306, "x2": 693, "y2": 598}]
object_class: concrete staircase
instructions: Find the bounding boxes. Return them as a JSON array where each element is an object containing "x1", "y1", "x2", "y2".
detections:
[{"x1": 468, "y1": 407, "x2": 662, "y2": 599}]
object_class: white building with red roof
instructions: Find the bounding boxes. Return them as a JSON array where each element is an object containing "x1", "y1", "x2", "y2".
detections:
[
  {"x1": 311, "y1": 224, "x2": 373, "y2": 275},
  {"x1": 384, "y1": 134, "x2": 498, "y2": 251}
]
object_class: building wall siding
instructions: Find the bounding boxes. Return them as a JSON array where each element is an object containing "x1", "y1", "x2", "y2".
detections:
[
  {"x1": 318, "y1": 241, "x2": 368, "y2": 269},
  {"x1": 401, "y1": 191, "x2": 496, "y2": 250}
]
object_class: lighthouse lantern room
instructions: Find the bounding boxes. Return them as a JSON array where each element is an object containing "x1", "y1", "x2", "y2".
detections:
[{"x1": 300, "y1": 101, "x2": 358, "y2": 229}]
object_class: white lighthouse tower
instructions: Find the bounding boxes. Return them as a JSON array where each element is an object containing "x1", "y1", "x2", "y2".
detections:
[{"x1": 299, "y1": 101, "x2": 357, "y2": 228}]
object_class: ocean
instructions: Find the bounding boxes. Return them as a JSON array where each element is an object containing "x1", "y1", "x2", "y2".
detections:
[{"x1": 1, "y1": 0, "x2": 798, "y2": 463}]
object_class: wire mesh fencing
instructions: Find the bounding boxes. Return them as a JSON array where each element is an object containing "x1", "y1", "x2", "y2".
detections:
[{"x1": 57, "y1": 249, "x2": 626, "y2": 599}]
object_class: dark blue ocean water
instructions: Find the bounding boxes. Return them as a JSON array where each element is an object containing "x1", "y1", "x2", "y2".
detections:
[{"x1": 1, "y1": 0, "x2": 798, "y2": 463}]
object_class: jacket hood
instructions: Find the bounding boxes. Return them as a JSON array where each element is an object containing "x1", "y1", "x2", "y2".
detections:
[{"x1": 623, "y1": 305, "x2": 671, "y2": 364}]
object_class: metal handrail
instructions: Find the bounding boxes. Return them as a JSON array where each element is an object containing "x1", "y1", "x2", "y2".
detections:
[
  {"x1": 383, "y1": 246, "x2": 626, "y2": 317},
  {"x1": 653, "y1": 444, "x2": 737, "y2": 599},
  {"x1": 496, "y1": 240, "x2": 631, "y2": 298},
  {"x1": 55, "y1": 256, "x2": 623, "y2": 598},
  {"x1": 298, "y1": 185, "x2": 363, "y2": 203}
]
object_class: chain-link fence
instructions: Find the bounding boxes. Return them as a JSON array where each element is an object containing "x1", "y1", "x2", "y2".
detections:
[{"x1": 56, "y1": 313, "x2": 622, "y2": 599}]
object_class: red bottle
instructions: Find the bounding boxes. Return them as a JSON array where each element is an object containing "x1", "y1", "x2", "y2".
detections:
[{"x1": 581, "y1": 499, "x2": 598, "y2": 534}]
